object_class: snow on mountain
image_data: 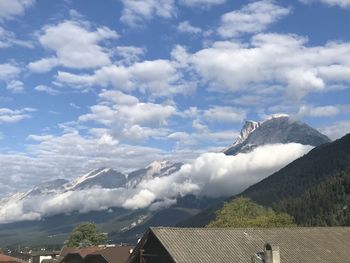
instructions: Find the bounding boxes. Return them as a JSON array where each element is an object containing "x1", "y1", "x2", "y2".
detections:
[
  {"x1": 224, "y1": 115, "x2": 330, "y2": 155},
  {"x1": 0, "y1": 161, "x2": 183, "y2": 212},
  {"x1": 27, "y1": 179, "x2": 69, "y2": 195},
  {"x1": 0, "y1": 179, "x2": 68, "y2": 206},
  {"x1": 63, "y1": 167, "x2": 127, "y2": 190},
  {"x1": 126, "y1": 160, "x2": 183, "y2": 188}
]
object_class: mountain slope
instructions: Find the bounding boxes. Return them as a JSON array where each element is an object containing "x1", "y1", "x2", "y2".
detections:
[
  {"x1": 0, "y1": 160, "x2": 225, "y2": 247},
  {"x1": 242, "y1": 133, "x2": 350, "y2": 205},
  {"x1": 180, "y1": 133, "x2": 350, "y2": 227},
  {"x1": 224, "y1": 115, "x2": 330, "y2": 155},
  {"x1": 275, "y1": 170, "x2": 350, "y2": 226},
  {"x1": 126, "y1": 160, "x2": 183, "y2": 188},
  {"x1": 64, "y1": 168, "x2": 127, "y2": 190}
]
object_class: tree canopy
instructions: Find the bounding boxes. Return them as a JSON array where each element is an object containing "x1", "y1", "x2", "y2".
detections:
[
  {"x1": 208, "y1": 197, "x2": 295, "y2": 228},
  {"x1": 275, "y1": 170, "x2": 350, "y2": 226},
  {"x1": 65, "y1": 222, "x2": 107, "y2": 247}
]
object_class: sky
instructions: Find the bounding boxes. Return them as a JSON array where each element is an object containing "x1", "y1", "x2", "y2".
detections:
[{"x1": 0, "y1": 0, "x2": 350, "y2": 197}]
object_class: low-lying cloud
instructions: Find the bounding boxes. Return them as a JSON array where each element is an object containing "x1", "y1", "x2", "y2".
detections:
[{"x1": 0, "y1": 143, "x2": 312, "y2": 224}]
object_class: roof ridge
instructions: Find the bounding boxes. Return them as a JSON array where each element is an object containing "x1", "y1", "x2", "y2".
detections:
[{"x1": 151, "y1": 226, "x2": 350, "y2": 230}]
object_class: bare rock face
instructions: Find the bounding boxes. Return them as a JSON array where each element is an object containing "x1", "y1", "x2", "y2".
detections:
[{"x1": 224, "y1": 115, "x2": 330, "y2": 156}]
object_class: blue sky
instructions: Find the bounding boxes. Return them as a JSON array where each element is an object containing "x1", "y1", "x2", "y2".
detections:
[{"x1": 0, "y1": 0, "x2": 350, "y2": 195}]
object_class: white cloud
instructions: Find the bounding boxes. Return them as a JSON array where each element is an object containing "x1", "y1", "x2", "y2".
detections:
[
  {"x1": 0, "y1": 131, "x2": 165, "y2": 196},
  {"x1": 114, "y1": 46, "x2": 145, "y2": 65},
  {"x1": 56, "y1": 59, "x2": 195, "y2": 97},
  {"x1": 0, "y1": 0, "x2": 35, "y2": 20},
  {"x1": 27, "y1": 57, "x2": 59, "y2": 73},
  {"x1": 203, "y1": 106, "x2": 246, "y2": 123},
  {"x1": 319, "y1": 120, "x2": 350, "y2": 140},
  {"x1": 78, "y1": 90, "x2": 175, "y2": 142},
  {"x1": 0, "y1": 108, "x2": 34, "y2": 123},
  {"x1": 0, "y1": 63, "x2": 20, "y2": 80},
  {"x1": 29, "y1": 20, "x2": 118, "y2": 72},
  {"x1": 177, "y1": 21, "x2": 202, "y2": 34},
  {"x1": 300, "y1": 0, "x2": 350, "y2": 8},
  {"x1": 0, "y1": 27, "x2": 33, "y2": 48},
  {"x1": 179, "y1": 0, "x2": 226, "y2": 7},
  {"x1": 218, "y1": 0, "x2": 291, "y2": 38},
  {"x1": 168, "y1": 128, "x2": 240, "y2": 150},
  {"x1": 99, "y1": 89, "x2": 139, "y2": 105},
  {"x1": 185, "y1": 33, "x2": 350, "y2": 99},
  {"x1": 6, "y1": 79, "x2": 24, "y2": 93},
  {"x1": 297, "y1": 105, "x2": 340, "y2": 117},
  {"x1": 120, "y1": 0, "x2": 175, "y2": 26},
  {"x1": 175, "y1": 143, "x2": 313, "y2": 197},
  {"x1": 318, "y1": 65, "x2": 350, "y2": 82},
  {"x1": 81, "y1": 93, "x2": 175, "y2": 127},
  {"x1": 34, "y1": 85, "x2": 59, "y2": 95},
  {"x1": 0, "y1": 143, "x2": 312, "y2": 223}
]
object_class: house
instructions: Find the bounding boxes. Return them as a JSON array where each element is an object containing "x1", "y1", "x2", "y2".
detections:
[
  {"x1": 0, "y1": 253, "x2": 26, "y2": 263},
  {"x1": 127, "y1": 227, "x2": 350, "y2": 263},
  {"x1": 30, "y1": 251, "x2": 60, "y2": 263},
  {"x1": 60, "y1": 246, "x2": 133, "y2": 263},
  {"x1": 60, "y1": 247, "x2": 101, "y2": 263},
  {"x1": 84, "y1": 246, "x2": 133, "y2": 263}
]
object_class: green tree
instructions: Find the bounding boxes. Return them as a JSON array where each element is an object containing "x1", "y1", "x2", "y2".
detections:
[
  {"x1": 65, "y1": 222, "x2": 107, "y2": 247},
  {"x1": 208, "y1": 197, "x2": 295, "y2": 228}
]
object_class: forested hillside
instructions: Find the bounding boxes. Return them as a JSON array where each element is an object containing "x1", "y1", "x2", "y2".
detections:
[
  {"x1": 274, "y1": 170, "x2": 350, "y2": 226},
  {"x1": 242, "y1": 133, "x2": 350, "y2": 205},
  {"x1": 180, "y1": 133, "x2": 350, "y2": 227}
]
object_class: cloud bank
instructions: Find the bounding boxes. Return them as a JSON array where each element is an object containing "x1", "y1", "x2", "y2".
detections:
[{"x1": 0, "y1": 143, "x2": 312, "y2": 223}]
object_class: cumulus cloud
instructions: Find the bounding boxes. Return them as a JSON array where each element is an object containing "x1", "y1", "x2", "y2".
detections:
[
  {"x1": 168, "y1": 128, "x2": 240, "y2": 151},
  {"x1": 79, "y1": 90, "x2": 175, "y2": 142},
  {"x1": 34, "y1": 85, "x2": 59, "y2": 95},
  {"x1": 183, "y1": 33, "x2": 350, "y2": 99},
  {"x1": 179, "y1": 0, "x2": 226, "y2": 7},
  {"x1": 56, "y1": 59, "x2": 195, "y2": 97},
  {"x1": 0, "y1": 131, "x2": 166, "y2": 197},
  {"x1": 203, "y1": 106, "x2": 246, "y2": 123},
  {"x1": 0, "y1": 107, "x2": 35, "y2": 123},
  {"x1": 0, "y1": 63, "x2": 20, "y2": 80},
  {"x1": 27, "y1": 57, "x2": 59, "y2": 73},
  {"x1": 6, "y1": 79, "x2": 24, "y2": 93},
  {"x1": 169, "y1": 105, "x2": 245, "y2": 148},
  {"x1": 218, "y1": 0, "x2": 291, "y2": 38},
  {"x1": 0, "y1": 143, "x2": 312, "y2": 223},
  {"x1": 120, "y1": 0, "x2": 175, "y2": 26},
  {"x1": 0, "y1": 0, "x2": 35, "y2": 20},
  {"x1": 177, "y1": 21, "x2": 202, "y2": 34},
  {"x1": 114, "y1": 46, "x2": 145, "y2": 65},
  {"x1": 319, "y1": 120, "x2": 350, "y2": 140},
  {"x1": 0, "y1": 26, "x2": 33, "y2": 48},
  {"x1": 297, "y1": 105, "x2": 340, "y2": 117},
  {"x1": 300, "y1": 0, "x2": 350, "y2": 8},
  {"x1": 28, "y1": 20, "x2": 118, "y2": 72}
]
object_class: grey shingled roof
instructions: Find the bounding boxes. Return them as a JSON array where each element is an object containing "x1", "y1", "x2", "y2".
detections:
[{"x1": 150, "y1": 227, "x2": 350, "y2": 263}]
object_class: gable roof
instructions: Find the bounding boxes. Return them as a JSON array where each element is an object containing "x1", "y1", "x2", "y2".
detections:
[
  {"x1": 132, "y1": 227, "x2": 350, "y2": 263},
  {"x1": 60, "y1": 247, "x2": 102, "y2": 259},
  {"x1": 0, "y1": 254, "x2": 25, "y2": 263},
  {"x1": 86, "y1": 246, "x2": 133, "y2": 263}
]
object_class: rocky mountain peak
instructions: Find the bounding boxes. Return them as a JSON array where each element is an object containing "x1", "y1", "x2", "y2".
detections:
[{"x1": 224, "y1": 115, "x2": 330, "y2": 155}]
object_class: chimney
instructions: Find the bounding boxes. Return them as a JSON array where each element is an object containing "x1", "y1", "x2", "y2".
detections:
[{"x1": 264, "y1": 244, "x2": 280, "y2": 263}]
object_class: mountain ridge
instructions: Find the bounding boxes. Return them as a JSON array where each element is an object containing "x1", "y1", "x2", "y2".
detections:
[
  {"x1": 224, "y1": 115, "x2": 330, "y2": 155},
  {"x1": 0, "y1": 116, "x2": 336, "y2": 246}
]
